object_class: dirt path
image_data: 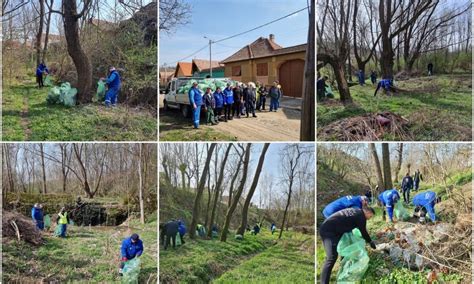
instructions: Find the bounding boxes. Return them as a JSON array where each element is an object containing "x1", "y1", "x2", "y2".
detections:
[
  {"x1": 212, "y1": 108, "x2": 301, "y2": 141},
  {"x1": 20, "y1": 88, "x2": 31, "y2": 140}
]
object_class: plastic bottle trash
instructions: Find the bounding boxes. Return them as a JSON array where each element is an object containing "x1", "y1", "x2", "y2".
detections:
[
  {"x1": 122, "y1": 257, "x2": 141, "y2": 284},
  {"x1": 336, "y1": 228, "x2": 370, "y2": 282},
  {"x1": 175, "y1": 233, "x2": 182, "y2": 246},
  {"x1": 96, "y1": 80, "x2": 106, "y2": 102},
  {"x1": 394, "y1": 202, "x2": 411, "y2": 221}
]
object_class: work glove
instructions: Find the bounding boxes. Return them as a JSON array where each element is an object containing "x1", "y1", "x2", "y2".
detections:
[
  {"x1": 121, "y1": 257, "x2": 128, "y2": 261},
  {"x1": 370, "y1": 241, "x2": 376, "y2": 249}
]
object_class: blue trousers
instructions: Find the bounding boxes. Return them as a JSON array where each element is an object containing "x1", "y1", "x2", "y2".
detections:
[
  {"x1": 192, "y1": 106, "x2": 201, "y2": 128},
  {"x1": 105, "y1": 88, "x2": 119, "y2": 106},
  {"x1": 60, "y1": 224, "x2": 67, "y2": 238},
  {"x1": 35, "y1": 220, "x2": 44, "y2": 230},
  {"x1": 270, "y1": 97, "x2": 278, "y2": 111}
]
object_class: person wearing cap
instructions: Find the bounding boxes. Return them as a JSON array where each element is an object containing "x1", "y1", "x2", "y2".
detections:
[
  {"x1": 319, "y1": 207, "x2": 376, "y2": 284},
  {"x1": 378, "y1": 188, "x2": 401, "y2": 222},
  {"x1": 119, "y1": 233, "x2": 144, "y2": 275},
  {"x1": 202, "y1": 87, "x2": 218, "y2": 125},
  {"x1": 322, "y1": 195, "x2": 369, "y2": 219},
  {"x1": 101, "y1": 66, "x2": 121, "y2": 107},
  {"x1": 31, "y1": 203, "x2": 44, "y2": 230},
  {"x1": 269, "y1": 81, "x2": 281, "y2": 112},
  {"x1": 188, "y1": 81, "x2": 203, "y2": 128},
  {"x1": 223, "y1": 82, "x2": 234, "y2": 121}
]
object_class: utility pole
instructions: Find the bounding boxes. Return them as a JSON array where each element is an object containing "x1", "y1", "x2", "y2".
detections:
[{"x1": 204, "y1": 36, "x2": 213, "y2": 77}]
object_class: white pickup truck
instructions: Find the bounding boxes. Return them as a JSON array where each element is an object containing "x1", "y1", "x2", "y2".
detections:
[{"x1": 162, "y1": 77, "x2": 232, "y2": 118}]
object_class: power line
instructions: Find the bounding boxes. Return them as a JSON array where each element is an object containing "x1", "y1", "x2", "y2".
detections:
[
  {"x1": 213, "y1": 6, "x2": 309, "y2": 43},
  {"x1": 164, "y1": 44, "x2": 208, "y2": 66}
]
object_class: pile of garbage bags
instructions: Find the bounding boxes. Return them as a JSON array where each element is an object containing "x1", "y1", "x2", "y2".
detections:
[
  {"x1": 122, "y1": 257, "x2": 141, "y2": 284},
  {"x1": 178, "y1": 79, "x2": 237, "y2": 94},
  {"x1": 46, "y1": 82, "x2": 77, "y2": 107},
  {"x1": 336, "y1": 228, "x2": 370, "y2": 282},
  {"x1": 394, "y1": 202, "x2": 411, "y2": 221}
]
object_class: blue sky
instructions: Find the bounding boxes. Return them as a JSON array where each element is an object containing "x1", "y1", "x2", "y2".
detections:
[{"x1": 159, "y1": 0, "x2": 309, "y2": 67}]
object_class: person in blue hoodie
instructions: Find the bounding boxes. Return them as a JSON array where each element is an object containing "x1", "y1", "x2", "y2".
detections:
[
  {"x1": 373, "y1": 78, "x2": 396, "y2": 97},
  {"x1": 358, "y1": 69, "x2": 365, "y2": 86},
  {"x1": 101, "y1": 67, "x2": 121, "y2": 107},
  {"x1": 31, "y1": 203, "x2": 44, "y2": 230},
  {"x1": 378, "y1": 189, "x2": 401, "y2": 222},
  {"x1": 322, "y1": 195, "x2": 369, "y2": 219},
  {"x1": 178, "y1": 220, "x2": 187, "y2": 244},
  {"x1": 36, "y1": 61, "x2": 49, "y2": 88},
  {"x1": 119, "y1": 233, "x2": 144, "y2": 275},
  {"x1": 188, "y1": 81, "x2": 202, "y2": 129},
  {"x1": 223, "y1": 83, "x2": 234, "y2": 121},
  {"x1": 412, "y1": 191, "x2": 440, "y2": 223},
  {"x1": 213, "y1": 87, "x2": 225, "y2": 121}
]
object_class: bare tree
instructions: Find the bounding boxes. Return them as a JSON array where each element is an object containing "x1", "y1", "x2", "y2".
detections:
[
  {"x1": 393, "y1": 143, "x2": 403, "y2": 183},
  {"x1": 301, "y1": 0, "x2": 315, "y2": 140},
  {"x1": 370, "y1": 143, "x2": 384, "y2": 192},
  {"x1": 381, "y1": 143, "x2": 393, "y2": 189},
  {"x1": 159, "y1": 0, "x2": 191, "y2": 34}
]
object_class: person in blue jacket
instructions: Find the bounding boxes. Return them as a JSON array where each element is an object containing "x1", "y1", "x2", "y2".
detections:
[
  {"x1": 178, "y1": 220, "x2": 186, "y2": 244},
  {"x1": 188, "y1": 81, "x2": 203, "y2": 129},
  {"x1": 223, "y1": 83, "x2": 234, "y2": 121},
  {"x1": 36, "y1": 61, "x2": 49, "y2": 88},
  {"x1": 270, "y1": 223, "x2": 276, "y2": 235},
  {"x1": 101, "y1": 67, "x2": 121, "y2": 107},
  {"x1": 358, "y1": 69, "x2": 365, "y2": 86},
  {"x1": 373, "y1": 78, "x2": 396, "y2": 97},
  {"x1": 322, "y1": 195, "x2": 369, "y2": 219},
  {"x1": 401, "y1": 172, "x2": 414, "y2": 203},
  {"x1": 31, "y1": 203, "x2": 44, "y2": 230},
  {"x1": 412, "y1": 191, "x2": 440, "y2": 223},
  {"x1": 119, "y1": 233, "x2": 143, "y2": 275},
  {"x1": 378, "y1": 189, "x2": 400, "y2": 222},
  {"x1": 213, "y1": 87, "x2": 225, "y2": 121}
]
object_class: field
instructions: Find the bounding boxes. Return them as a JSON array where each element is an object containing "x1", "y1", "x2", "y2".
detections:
[{"x1": 318, "y1": 75, "x2": 472, "y2": 141}]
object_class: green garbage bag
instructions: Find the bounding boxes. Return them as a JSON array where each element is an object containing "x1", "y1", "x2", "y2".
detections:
[
  {"x1": 54, "y1": 225, "x2": 62, "y2": 237},
  {"x1": 69, "y1": 220, "x2": 75, "y2": 226},
  {"x1": 325, "y1": 85, "x2": 334, "y2": 98},
  {"x1": 336, "y1": 228, "x2": 370, "y2": 282},
  {"x1": 175, "y1": 233, "x2": 182, "y2": 246},
  {"x1": 394, "y1": 201, "x2": 411, "y2": 221},
  {"x1": 44, "y1": 215, "x2": 51, "y2": 229},
  {"x1": 58, "y1": 82, "x2": 77, "y2": 107},
  {"x1": 47, "y1": 86, "x2": 61, "y2": 104},
  {"x1": 122, "y1": 257, "x2": 141, "y2": 284},
  {"x1": 96, "y1": 80, "x2": 106, "y2": 102},
  {"x1": 44, "y1": 75, "x2": 53, "y2": 87}
]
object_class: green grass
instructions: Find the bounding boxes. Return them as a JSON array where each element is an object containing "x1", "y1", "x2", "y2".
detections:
[
  {"x1": 159, "y1": 230, "x2": 314, "y2": 283},
  {"x1": 2, "y1": 80, "x2": 157, "y2": 141},
  {"x1": 159, "y1": 110, "x2": 237, "y2": 141},
  {"x1": 215, "y1": 232, "x2": 314, "y2": 283},
  {"x1": 318, "y1": 74, "x2": 472, "y2": 141},
  {"x1": 2, "y1": 220, "x2": 157, "y2": 283}
]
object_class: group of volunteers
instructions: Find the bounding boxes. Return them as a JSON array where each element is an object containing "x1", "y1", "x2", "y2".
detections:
[
  {"x1": 317, "y1": 62, "x2": 435, "y2": 100},
  {"x1": 319, "y1": 169, "x2": 441, "y2": 284},
  {"x1": 36, "y1": 62, "x2": 122, "y2": 107},
  {"x1": 160, "y1": 219, "x2": 278, "y2": 249},
  {"x1": 30, "y1": 199, "x2": 144, "y2": 277},
  {"x1": 188, "y1": 80, "x2": 284, "y2": 129}
]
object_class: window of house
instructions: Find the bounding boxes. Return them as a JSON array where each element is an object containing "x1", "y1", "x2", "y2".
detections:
[
  {"x1": 232, "y1": 66, "x2": 242, "y2": 76},
  {"x1": 257, "y1": 63, "x2": 268, "y2": 76}
]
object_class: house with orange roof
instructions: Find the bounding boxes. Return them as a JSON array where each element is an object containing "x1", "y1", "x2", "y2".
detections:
[{"x1": 220, "y1": 34, "x2": 307, "y2": 97}]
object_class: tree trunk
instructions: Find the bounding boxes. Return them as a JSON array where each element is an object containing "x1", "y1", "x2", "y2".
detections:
[
  {"x1": 382, "y1": 143, "x2": 393, "y2": 189},
  {"x1": 370, "y1": 143, "x2": 384, "y2": 192},
  {"x1": 333, "y1": 60, "x2": 353, "y2": 104},
  {"x1": 138, "y1": 144, "x2": 145, "y2": 224},
  {"x1": 189, "y1": 143, "x2": 216, "y2": 240},
  {"x1": 208, "y1": 144, "x2": 232, "y2": 237},
  {"x1": 393, "y1": 143, "x2": 403, "y2": 183},
  {"x1": 300, "y1": 0, "x2": 315, "y2": 141},
  {"x1": 221, "y1": 144, "x2": 252, "y2": 242},
  {"x1": 35, "y1": 0, "x2": 45, "y2": 65},
  {"x1": 236, "y1": 143, "x2": 270, "y2": 236},
  {"x1": 63, "y1": 0, "x2": 93, "y2": 102},
  {"x1": 42, "y1": 0, "x2": 53, "y2": 61},
  {"x1": 39, "y1": 144, "x2": 47, "y2": 194}
]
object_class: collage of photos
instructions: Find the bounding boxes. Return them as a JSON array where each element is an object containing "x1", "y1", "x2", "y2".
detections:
[{"x1": 1, "y1": 0, "x2": 473, "y2": 283}]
